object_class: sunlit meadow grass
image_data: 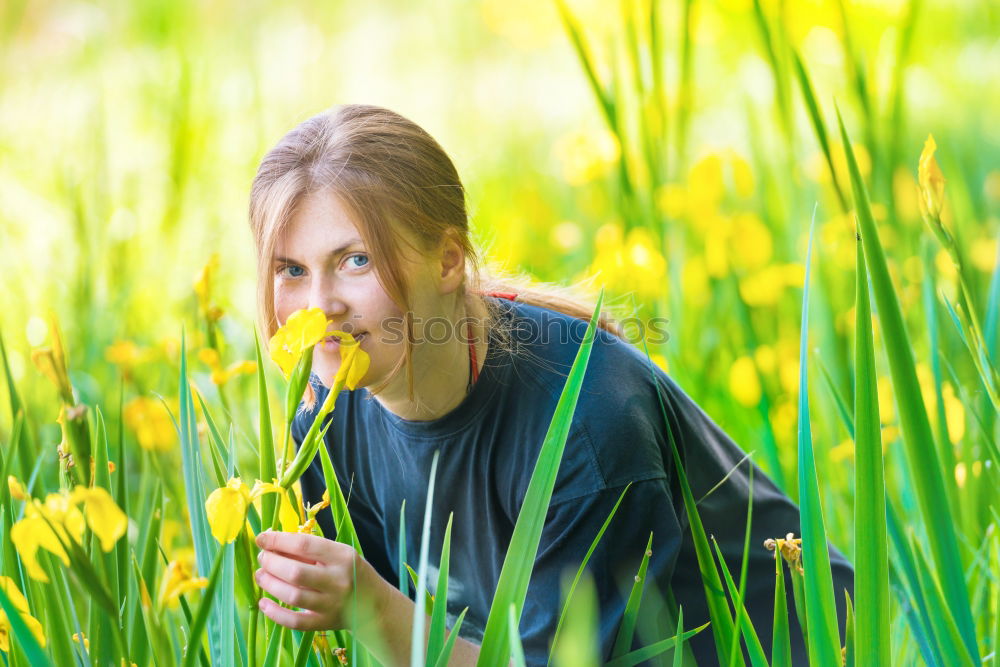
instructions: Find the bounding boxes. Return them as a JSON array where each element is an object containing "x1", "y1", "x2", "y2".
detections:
[{"x1": 1, "y1": 0, "x2": 998, "y2": 665}]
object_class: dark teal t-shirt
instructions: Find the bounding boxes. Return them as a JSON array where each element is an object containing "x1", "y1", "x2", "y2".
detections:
[{"x1": 292, "y1": 296, "x2": 853, "y2": 666}]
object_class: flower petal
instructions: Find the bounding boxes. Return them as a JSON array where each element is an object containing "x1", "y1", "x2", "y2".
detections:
[
  {"x1": 70, "y1": 486, "x2": 128, "y2": 552},
  {"x1": 205, "y1": 485, "x2": 248, "y2": 544}
]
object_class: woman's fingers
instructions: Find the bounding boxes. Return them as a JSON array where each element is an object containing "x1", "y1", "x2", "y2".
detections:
[
  {"x1": 256, "y1": 530, "x2": 333, "y2": 564},
  {"x1": 258, "y1": 549, "x2": 326, "y2": 590},
  {"x1": 258, "y1": 597, "x2": 326, "y2": 631},
  {"x1": 255, "y1": 568, "x2": 324, "y2": 610}
]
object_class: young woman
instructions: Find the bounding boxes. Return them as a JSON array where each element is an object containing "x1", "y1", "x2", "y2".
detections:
[{"x1": 248, "y1": 104, "x2": 854, "y2": 666}]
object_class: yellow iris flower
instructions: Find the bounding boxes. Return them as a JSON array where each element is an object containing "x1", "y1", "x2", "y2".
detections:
[
  {"x1": 10, "y1": 487, "x2": 127, "y2": 583},
  {"x1": 205, "y1": 477, "x2": 303, "y2": 544},
  {"x1": 329, "y1": 331, "x2": 370, "y2": 390},
  {"x1": 268, "y1": 308, "x2": 330, "y2": 379},
  {"x1": 158, "y1": 549, "x2": 208, "y2": 610},
  {"x1": 0, "y1": 576, "x2": 46, "y2": 651},
  {"x1": 917, "y1": 134, "x2": 946, "y2": 221}
]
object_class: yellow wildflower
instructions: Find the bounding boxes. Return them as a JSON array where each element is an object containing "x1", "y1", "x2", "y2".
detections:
[
  {"x1": 199, "y1": 348, "x2": 257, "y2": 386},
  {"x1": 764, "y1": 533, "x2": 803, "y2": 574},
  {"x1": 72, "y1": 632, "x2": 89, "y2": 650},
  {"x1": 158, "y1": 551, "x2": 208, "y2": 609},
  {"x1": 69, "y1": 486, "x2": 128, "y2": 552},
  {"x1": 104, "y1": 340, "x2": 143, "y2": 367},
  {"x1": 7, "y1": 476, "x2": 28, "y2": 502},
  {"x1": 268, "y1": 308, "x2": 330, "y2": 379},
  {"x1": 10, "y1": 487, "x2": 126, "y2": 582},
  {"x1": 30, "y1": 314, "x2": 73, "y2": 404},
  {"x1": 123, "y1": 397, "x2": 176, "y2": 452},
  {"x1": 917, "y1": 134, "x2": 946, "y2": 221},
  {"x1": 729, "y1": 356, "x2": 762, "y2": 407},
  {"x1": 194, "y1": 254, "x2": 224, "y2": 322},
  {"x1": 0, "y1": 576, "x2": 46, "y2": 651},
  {"x1": 205, "y1": 478, "x2": 252, "y2": 544},
  {"x1": 329, "y1": 331, "x2": 370, "y2": 390}
]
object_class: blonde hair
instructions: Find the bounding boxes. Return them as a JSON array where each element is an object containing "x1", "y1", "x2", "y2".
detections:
[{"x1": 249, "y1": 104, "x2": 625, "y2": 409}]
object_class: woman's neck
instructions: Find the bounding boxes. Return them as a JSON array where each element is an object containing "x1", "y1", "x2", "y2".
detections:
[{"x1": 369, "y1": 294, "x2": 489, "y2": 422}]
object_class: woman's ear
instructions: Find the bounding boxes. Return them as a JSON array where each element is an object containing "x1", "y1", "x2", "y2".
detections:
[{"x1": 435, "y1": 231, "x2": 465, "y2": 295}]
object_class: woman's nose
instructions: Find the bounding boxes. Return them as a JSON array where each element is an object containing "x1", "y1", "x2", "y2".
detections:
[{"x1": 308, "y1": 275, "x2": 348, "y2": 317}]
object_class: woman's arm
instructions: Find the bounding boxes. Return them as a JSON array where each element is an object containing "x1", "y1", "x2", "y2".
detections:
[{"x1": 255, "y1": 530, "x2": 504, "y2": 667}]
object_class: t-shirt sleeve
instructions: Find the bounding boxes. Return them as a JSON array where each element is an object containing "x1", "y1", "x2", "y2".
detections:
[{"x1": 517, "y1": 478, "x2": 683, "y2": 667}]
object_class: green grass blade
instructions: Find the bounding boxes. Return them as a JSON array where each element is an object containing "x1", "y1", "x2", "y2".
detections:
[
  {"x1": 604, "y1": 623, "x2": 710, "y2": 667},
  {"x1": 844, "y1": 592, "x2": 854, "y2": 667},
  {"x1": 181, "y1": 544, "x2": 227, "y2": 667},
  {"x1": 318, "y1": 430, "x2": 363, "y2": 555},
  {"x1": 771, "y1": 552, "x2": 792, "y2": 667},
  {"x1": 426, "y1": 512, "x2": 453, "y2": 667},
  {"x1": 789, "y1": 49, "x2": 848, "y2": 213},
  {"x1": 255, "y1": 329, "x2": 278, "y2": 530},
  {"x1": 398, "y1": 499, "x2": 409, "y2": 596},
  {"x1": 910, "y1": 536, "x2": 976, "y2": 667},
  {"x1": 672, "y1": 607, "x2": 685, "y2": 667},
  {"x1": 432, "y1": 607, "x2": 468, "y2": 667},
  {"x1": 176, "y1": 329, "x2": 221, "y2": 662},
  {"x1": 552, "y1": 570, "x2": 600, "y2": 667},
  {"x1": 475, "y1": 290, "x2": 605, "y2": 667},
  {"x1": 412, "y1": 450, "x2": 440, "y2": 667},
  {"x1": 637, "y1": 337, "x2": 741, "y2": 666},
  {"x1": 796, "y1": 206, "x2": 841, "y2": 666},
  {"x1": 836, "y1": 109, "x2": 978, "y2": 660},
  {"x1": 852, "y1": 233, "x2": 891, "y2": 666},
  {"x1": 548, "y1": 482, "x2": 632, "y2": 665},
  {"x1": 710, "y1": 538, "x2": 768, "y2": 667},
  {"x1": 610, "y1": 532, "x2": 653, "y2": 660},
  {"x1": 508, "y1": 603, "x2": 526, "y2": 667}
]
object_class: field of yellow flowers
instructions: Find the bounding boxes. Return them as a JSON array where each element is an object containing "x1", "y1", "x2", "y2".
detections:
[{"x1": 0, "y1": 0, "x2": 997, "y2": 665}]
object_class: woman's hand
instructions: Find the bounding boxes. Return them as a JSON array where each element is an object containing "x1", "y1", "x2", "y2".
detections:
[{"x1": 254, "y1": 530, "x2": 384, "y2": 632}]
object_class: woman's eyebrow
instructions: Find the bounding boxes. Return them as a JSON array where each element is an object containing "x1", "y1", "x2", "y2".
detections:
[{"x1": 273, "y1": 239, "x2": 363, "y2": 265}]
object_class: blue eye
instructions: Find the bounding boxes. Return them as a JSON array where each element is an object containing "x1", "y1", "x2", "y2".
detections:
[
  {"x1": 345, "y1": 254, "x2": 369, "y2": 269},
  {"x1": 279, "y1": 265, "x2": 305, "y2": 278}
]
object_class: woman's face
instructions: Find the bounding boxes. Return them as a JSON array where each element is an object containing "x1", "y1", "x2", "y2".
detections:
[{"x1": 272, "y1": 189, "x2": 421, "y2": 389}]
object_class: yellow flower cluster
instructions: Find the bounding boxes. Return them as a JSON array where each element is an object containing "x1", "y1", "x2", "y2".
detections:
[
  {"x1": 205, "y1": 478, "x2": 332, "y2": 544},
  {"x1": 158, "y1": 548, "x2": 208, "y2": 610},
  {"x1": 123, "y1": 396, "x2": 177, "y2": 452},
  {"x1": 10, "y1": 484, "x2": 127, "y2": 582},
  {"x1": 0, "y1": 576, "x2": 45, "y2": 651},
  {"x1": 580, "y1": 224, "x2": 667, "y2": 303},
  {"x1": 197, "y1": 348, "x2": 257, "y2": 386}
]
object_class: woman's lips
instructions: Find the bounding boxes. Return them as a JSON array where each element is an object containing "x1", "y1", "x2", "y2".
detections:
[{"x1": 322, "y1": 332, "x2": 367, "y2": 348}]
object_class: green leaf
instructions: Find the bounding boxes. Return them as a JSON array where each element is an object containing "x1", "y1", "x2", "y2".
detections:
[
  {"x1": 910, "y1": 536, "x2": 976, "y2": 667},
  {"x1": 398, "y1": 499, "x2": 409, "y2": 596},
  {"x1": 426, "y1": 512, "x2": 453, "y2": 667},
  {"x1": 836, "y1": 109, "x2": 978, "y2": 661},
  {"x1": 795, "y1": 205, "x2": 841, "y2": 666},
  {"x1": 604, "y1": 623, "x2": 710, "y2": 667},
  {"x1": 175, "y1": 329, "x2": 221, "y2": 662},
  {"x1": 255, "y1": 329, "x2": 278, "y2": 530},
  {"x1": 411, "y1": 450, "x2": 441, "y2": 667},
  {"x1": 475, "y1": 289, "x2": 605, "y2": 667},
  {"x1": 610, "y1": 532, "x2": 653, "y2": 660},
  {"x1": 508, "y1": 603, "x2": 526, "y2": 667},
  {"x1": 637, "y1": 328, "x2": 741, "y2": 665},
  {"x1": 852, "y1": 232, "x2": 891, "y2": 667},
  {"x1": 771, "y1": 552, "x2": 792, "y2": 667},
  {"x1": 710, "y1": 538, "x2": 768, "y2": 667},
  {"x1": 181, "y1": 543, "x2": 227, "y2": 667},
  {"x1": 432, "y1": 607, "x2": 468, "y2": 667}
]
